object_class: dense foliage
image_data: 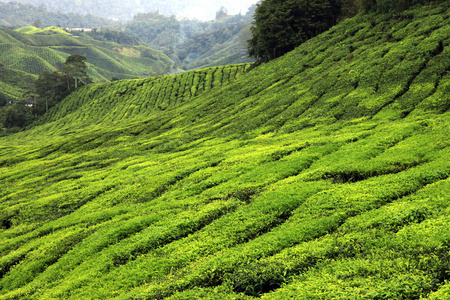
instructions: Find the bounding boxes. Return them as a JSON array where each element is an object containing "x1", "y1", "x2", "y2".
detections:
[
  {"x1": 1, "y1": 2, "x2": 450, "y2": 299},
  {"x1": 32, "y1": 71, "x2": 69, "y2": 115},
  {"x1": 248, "y1": 0, "x2": 341, "y2": 62},
  {"x1": 0, "y1": 93, "x2": 6, "y2": 107},
  {"x1": 61, "y1": 54, "x2": 90, "y2": 90},
  {"x1": 0, "y1": 100, "x2": 34, "y2": 128}
]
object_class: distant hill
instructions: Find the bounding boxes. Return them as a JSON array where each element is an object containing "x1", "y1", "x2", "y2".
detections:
[
  {"x1": 1, "y1": 2, "x2": 450, "y2": 299},
  {"x1": 0, "y1": 2, "x2": 117, "y2": 28},
  {"x1": 0, "y1": 1, "x2": 256, "y2": 72},
  {"x1": 0, "y1": 26, "x2": 174, "y2": 104},
  {"x1": 175, "y1": 19, "x2": 254, "y2": 70},
  {"x1": 0, "y1": 26, "x2": 174, "y2": 80},
  {"x1": 124, "y1": 8, "x2": 256, "y2": 70}
]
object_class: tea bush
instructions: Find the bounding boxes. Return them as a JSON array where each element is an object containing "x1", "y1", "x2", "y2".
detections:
[{"x1": 1, "y1": 2, "x2": 450, "y2": 299}]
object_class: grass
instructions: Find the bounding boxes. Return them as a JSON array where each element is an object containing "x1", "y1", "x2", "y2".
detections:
[{"x1": 0, "y1": 2, "x2": 450, "y2": 299}]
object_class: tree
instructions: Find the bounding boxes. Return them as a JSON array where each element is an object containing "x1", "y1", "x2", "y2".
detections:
[
  {"x1": 62, "y1": 54, "x2": 90, "y2": 90},
  {"x1": 248, "y1": 0, "x2": 341, "y2": 63},
  {"x1": 1, "y1": 100, "x2": 35, "y2": 128},
  {"x1": 31, "y1": 55, "x2": 90, "y2": 116},
  {"x1": 0, "y1": 92, "x2": 7, "y2": 107},
  {"x1": 216, "y1": 6, "x2": 228, "y2": 20},
  {"x1": 33, "y1": 70, "x2": 67, "y2": 114},
  {"x1": 33, "y1": 19, "x2": 42, "y2": 28}
]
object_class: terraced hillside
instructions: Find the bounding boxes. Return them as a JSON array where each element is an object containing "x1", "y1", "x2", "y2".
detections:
[
  {"x1": 0, "y1": 26, "x2": 174, "y2": 83},
  {"x1": 0, "y1": 68, "x2": 36, "y2": 103},
  {"x1": 1, "y1": 2, "x2": 450, "y2": 299}
]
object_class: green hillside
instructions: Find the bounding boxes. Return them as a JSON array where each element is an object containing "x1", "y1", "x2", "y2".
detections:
[
  {"x1": 15, "y1": 26, "x2": 71, "y2": 35},
  {"x1": 0, "y1": 27, "x2": 175, "y2": 83},
  {"x1": 1, "y1": 2, "x2": 450, "y2": 299},
  {"x1": 0, "y1": 68, "x2": 36, "y2": 103}
]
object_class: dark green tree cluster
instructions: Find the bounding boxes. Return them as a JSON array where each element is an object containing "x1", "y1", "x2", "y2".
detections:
[
  {"x1": 0, "y1": 100, "x2": 35, "y2": 130},
  {"x1": 0, "y1": 92, "x2": 8, "y2": 107},
  {"x1": 61, "y1": 54, "x2": 91, "y2": 90},
  {"x1": 0, "y1": 54, "x2": 90, "y2": 131},
  {"x1": 248, "y1": 0, "x2": 341, "y2": 63},
  {"x1": 32, "y1": 70, "x2": 68, "y2": 115}
]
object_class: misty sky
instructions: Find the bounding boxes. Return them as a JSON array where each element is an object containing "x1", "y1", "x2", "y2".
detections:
[{"x1": 175, "y1": 0, "x2": 259, "y2": 20}]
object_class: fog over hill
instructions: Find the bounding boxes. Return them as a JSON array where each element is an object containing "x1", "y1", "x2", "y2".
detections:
[{"x1": 0, "y1": 0, "x2": 259, "y2": 21}]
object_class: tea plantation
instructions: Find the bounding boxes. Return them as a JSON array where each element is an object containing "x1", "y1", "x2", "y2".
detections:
[
  {"x1": 1, "y1": 2, "x2": 450, "y2": 299},
  {"x1": 0, "y1": 26, "x2": 174, "y2": 83}
]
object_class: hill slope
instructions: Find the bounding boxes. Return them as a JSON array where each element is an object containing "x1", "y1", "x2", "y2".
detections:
[
  {"x1": 123, "y1": 11, "x2": 255, "y2": 71},
  {"x1": 0, "y1": 27, "x2": 174, "y2": 83},
  {"x1": 1, "y1": 2, "x2": 450, "y2": 299},
  {"x1": 0, "y1": 67, "x2": 36, "y2": 103}
]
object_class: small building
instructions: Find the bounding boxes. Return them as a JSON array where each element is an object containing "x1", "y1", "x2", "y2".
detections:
[{"x1": 25, "y1": 98, "x2": 36, "y2": 107}]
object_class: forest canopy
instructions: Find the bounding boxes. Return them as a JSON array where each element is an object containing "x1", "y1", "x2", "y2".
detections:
[{"x1": 248, "y1": 0, "x2": 341, "y2": 63}]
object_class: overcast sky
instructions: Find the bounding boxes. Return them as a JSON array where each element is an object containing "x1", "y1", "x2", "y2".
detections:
[{"x1": 175, "y1": 0, "x2": 259, "y2": 20}]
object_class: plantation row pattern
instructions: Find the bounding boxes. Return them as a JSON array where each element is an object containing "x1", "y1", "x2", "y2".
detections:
[
  {"x1": 0, "y1": 27, "x2": 176, "y2": 82},
  {"x1": 0, "y1": 43, "x2": 67, "y2": 76},
  {"x1": 37, "y1": 63, "x2": 251, "y2": 126},
  {"x1": 1, "y1": 2, "x2": 450, "y2": 300},
  {"x1": 1, "y1": 113, "x2": 449, "y2": 299}
]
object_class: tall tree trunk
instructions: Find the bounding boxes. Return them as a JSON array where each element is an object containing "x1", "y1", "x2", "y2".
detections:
[{"x1": 67, "y1": 76, "x2": 71, "y2": 92}]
